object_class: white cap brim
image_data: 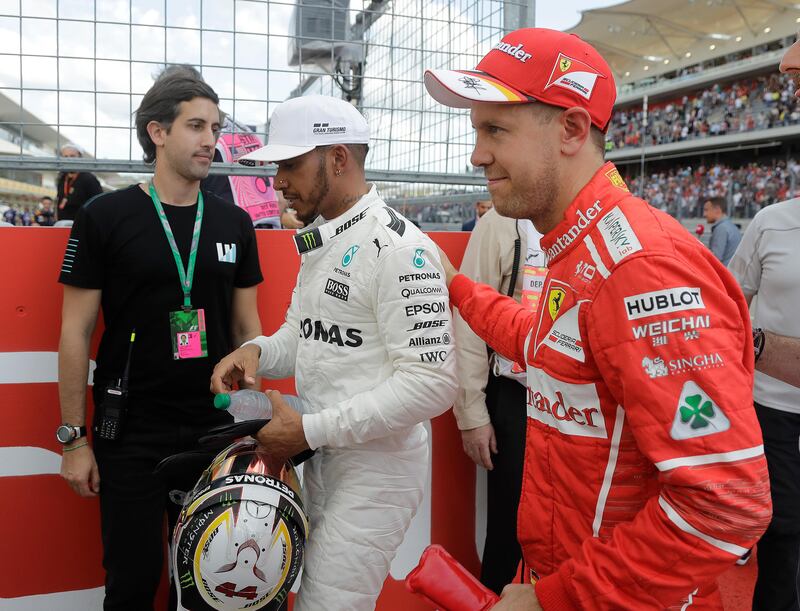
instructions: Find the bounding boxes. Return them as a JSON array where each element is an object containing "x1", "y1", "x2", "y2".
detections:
[
  {"x1": 424, "y1": 69, "x2": 531, "y2": 107},
  {"x1": 239, "y1": 142, "x2": 317, "y2": 165}
]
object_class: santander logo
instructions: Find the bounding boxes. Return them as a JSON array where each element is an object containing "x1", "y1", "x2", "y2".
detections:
[
  {"x1": 526, "y1": 367, "x2": 608, "y2": 439},
  {"x1": 544, "y1": 200, "x2": 602, "y2": 261}
]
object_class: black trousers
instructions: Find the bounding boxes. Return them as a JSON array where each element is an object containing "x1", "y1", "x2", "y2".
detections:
[
  {"x1": 753, "y1": 402, "x2": 800, "y2": 611},
  {"x1": 479, "y1": 374, "x2": 527, "y2": 595},
  {"x1": 92, "y1": 394, "x2": 223, "y2": 611}
]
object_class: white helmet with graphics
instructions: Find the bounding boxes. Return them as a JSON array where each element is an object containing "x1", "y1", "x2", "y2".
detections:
[{"x1": 172, "y1": 439, "x2": 307, "y2": 610}]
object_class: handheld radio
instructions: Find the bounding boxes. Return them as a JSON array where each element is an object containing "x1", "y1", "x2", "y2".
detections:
[{"x1": 95, "y1": 330, "x2": 135, "y2": 441}]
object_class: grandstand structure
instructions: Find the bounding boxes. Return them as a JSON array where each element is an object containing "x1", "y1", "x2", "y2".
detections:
[
  {"x1": 0, "y1": 0, "x2": 799, "y2": 224},
  {"x1": 0, "y1": 90, "x2": 60, "y2": 205},
  {"x1": 569, "y1": 0, "x2": 800, "y2": 223}
]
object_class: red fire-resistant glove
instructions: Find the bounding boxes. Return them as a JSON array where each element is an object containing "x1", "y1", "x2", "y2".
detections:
[{"x1": 405, "y1": 544, "x2": 500, "y2": 610}]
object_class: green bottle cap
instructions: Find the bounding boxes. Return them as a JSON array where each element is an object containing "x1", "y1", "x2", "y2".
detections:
[{"x1": 213, "y1": 393, "x2": 232, "y2": 410}]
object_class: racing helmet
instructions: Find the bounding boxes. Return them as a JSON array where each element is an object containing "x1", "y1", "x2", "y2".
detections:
[{"x1": 172, "y1": 439, "x2": 308, "y2": 610}]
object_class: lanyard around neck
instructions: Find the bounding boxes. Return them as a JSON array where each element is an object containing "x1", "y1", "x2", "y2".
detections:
[{"x1": 148, "y1": 183, "x2": 204, "y2": 311}]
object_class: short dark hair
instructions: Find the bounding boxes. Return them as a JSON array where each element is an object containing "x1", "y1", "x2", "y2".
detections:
[
  {"x1": 346, "y1": 143, "x2": 369, "y2": 169},
  {"x1": 318, "y1": 143, "x2": 370, "y2": 170},
  {"x1": 529, "y1": 103, "x2": 606, "y2": 157},
  {"x1": 135, "y1": 64, "x2": 220, "y2": 164},
  {"x1": 705, "y1": 197, "x2": 726, "y2": 211},
  {"x1": 40, "y1": 196, "x2": 53, "y2": 203}
]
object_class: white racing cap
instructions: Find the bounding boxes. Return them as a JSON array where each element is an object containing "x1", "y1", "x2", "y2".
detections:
[{"x1": 239, "y1": 95, "x2": 370, "y2": 164}]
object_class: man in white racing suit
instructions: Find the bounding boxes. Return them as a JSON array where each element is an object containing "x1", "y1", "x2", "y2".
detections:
[{"x1": 211, "y1": 95, "x2": 458, "y2": 610}]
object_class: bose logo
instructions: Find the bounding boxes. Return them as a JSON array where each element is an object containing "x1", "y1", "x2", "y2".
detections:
[
  {"x1": 334, "y1": 210, "x2": 367, "y2": 236},
  {"x1": 407, "y1": 320, "x2": 447, "y2": 332}
]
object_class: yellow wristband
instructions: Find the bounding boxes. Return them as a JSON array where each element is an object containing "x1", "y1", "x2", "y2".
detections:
[{"x1": 63, "y1": 440, "x2": 89, "y2": 453}]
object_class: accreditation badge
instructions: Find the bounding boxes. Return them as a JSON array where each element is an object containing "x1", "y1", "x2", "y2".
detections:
[
  {"x1": 503, "y1": 265, "x2": 547, "y2": 376},
  {"x1": 522, "y1": 265, "x2": 547, "y2": 313},
  {"x1": 169, "y1": 308, "x2": 208, "y2": 360}
]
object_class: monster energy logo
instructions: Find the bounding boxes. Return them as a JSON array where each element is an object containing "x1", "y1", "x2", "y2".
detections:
[
  {"x1": 179, "y1": 571, "x2": 194, "y2": 588},
  {"x1": 220, "y1": 492, "x2": 235, "y2": 508},
  {"x1": 294, "y1": 228, "x2": 322, "y2": 254},
  {"x1": 302, "y1": 233, "x2": 316, "y2": 248}
]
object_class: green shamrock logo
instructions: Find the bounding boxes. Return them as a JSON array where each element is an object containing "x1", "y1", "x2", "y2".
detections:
[{"x1": 679, "y1": 394, "x2": 715, "y2": 429}]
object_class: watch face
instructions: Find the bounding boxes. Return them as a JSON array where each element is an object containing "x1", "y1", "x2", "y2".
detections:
[{"x1": 56, "y1": 425, "x2": 74, "y2": 444}]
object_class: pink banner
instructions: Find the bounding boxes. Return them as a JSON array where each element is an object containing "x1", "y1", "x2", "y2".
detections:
[{"x1": 217, "y1": 132, "x2": 280, "y2": 223}]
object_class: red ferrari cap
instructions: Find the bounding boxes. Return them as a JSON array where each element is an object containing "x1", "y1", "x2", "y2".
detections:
[{"x1": 424, "y1": 28, "x2": 616, "y2": 132}]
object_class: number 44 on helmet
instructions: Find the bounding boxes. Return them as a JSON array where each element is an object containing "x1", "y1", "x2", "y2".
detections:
[{"x1": 171, "y1": 439, "x2": 308, "y2": 610}]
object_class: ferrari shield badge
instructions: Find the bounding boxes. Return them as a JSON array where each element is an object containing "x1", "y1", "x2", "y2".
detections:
[{"x1": 547, "y1": 287, "x2": 566, "y2": 320}]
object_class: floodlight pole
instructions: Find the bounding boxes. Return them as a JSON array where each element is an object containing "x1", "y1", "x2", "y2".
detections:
[{"x1": 639, "y1": 94, "x2": 648, "y2": 198}]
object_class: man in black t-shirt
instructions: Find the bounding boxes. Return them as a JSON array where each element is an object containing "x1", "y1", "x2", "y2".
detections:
[
  {"x1": 57, "y1": 65, "x2": 263, "y2": 611},
  {"x1": 56, "y1": 145, "x2": 103, "y2": 222}
]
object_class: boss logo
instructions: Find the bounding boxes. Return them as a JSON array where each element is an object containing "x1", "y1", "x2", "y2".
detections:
[{"x1": 324, "y1": 278, "x2": 349, "y2": 302}]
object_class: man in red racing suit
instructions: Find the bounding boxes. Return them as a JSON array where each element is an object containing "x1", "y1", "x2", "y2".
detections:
[
  {"x1": 425, "y1": 27, "x2": 771, "y2": 610},
  {"x1": 449, "y1": 162, "x2": 771, "y2": 609},
  {"x1": 425, "y1": 26, "x2": 773, "y2": 609}
]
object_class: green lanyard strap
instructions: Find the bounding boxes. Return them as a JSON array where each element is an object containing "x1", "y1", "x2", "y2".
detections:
[{"x1": 148, "y1": 183, "x2": 204, "y2": 311}]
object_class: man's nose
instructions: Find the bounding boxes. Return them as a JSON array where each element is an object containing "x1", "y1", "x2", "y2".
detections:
[
  {"x1": 779, "y1": 40, "x2": 800, "y2": 74},
  {"x1": 470, "y1": 138, "x2": 492, "y2": 169}
]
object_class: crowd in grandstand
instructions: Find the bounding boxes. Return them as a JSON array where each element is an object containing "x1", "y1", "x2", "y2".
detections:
[
  {"x1": 609, "y1": 72, "x2": 800, "y2": 149},
  {"x1": 4, "y1": 158, "x2": 796, "y2": 228},
  {"x1": 404, "y1": 158, "x2": 800, "y2": 224},
  {"x1": 624, "y1": 158, "x2": 800, "y2": 218}
]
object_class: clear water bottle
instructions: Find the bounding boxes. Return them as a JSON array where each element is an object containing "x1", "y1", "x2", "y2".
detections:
[{"x1": 214, "y1": 390, "x2": 272, "y2": 422}]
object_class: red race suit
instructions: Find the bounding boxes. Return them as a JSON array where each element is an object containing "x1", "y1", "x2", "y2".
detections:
[{"x1": 450, "y1": 162, "x2": 771, "y2": 610}]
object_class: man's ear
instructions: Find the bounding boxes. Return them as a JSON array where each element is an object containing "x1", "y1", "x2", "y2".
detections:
[
  {"x1": 331, "y1": 144, "x2": 350, "y2": 175},
  {"x1": 559, "y1": 107, "x2": 593, "y2": 157},
  {"x1": 147, "y1": 121, "x2": 167, "y2": 149}
]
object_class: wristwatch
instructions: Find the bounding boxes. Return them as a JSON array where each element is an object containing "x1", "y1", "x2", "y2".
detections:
[
  {"x1": 56, "y1": 424, "x2": 87, "y2": 444},
  {"x1": 753, "y1": 328, "x2": 766, "y2": 363}
]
